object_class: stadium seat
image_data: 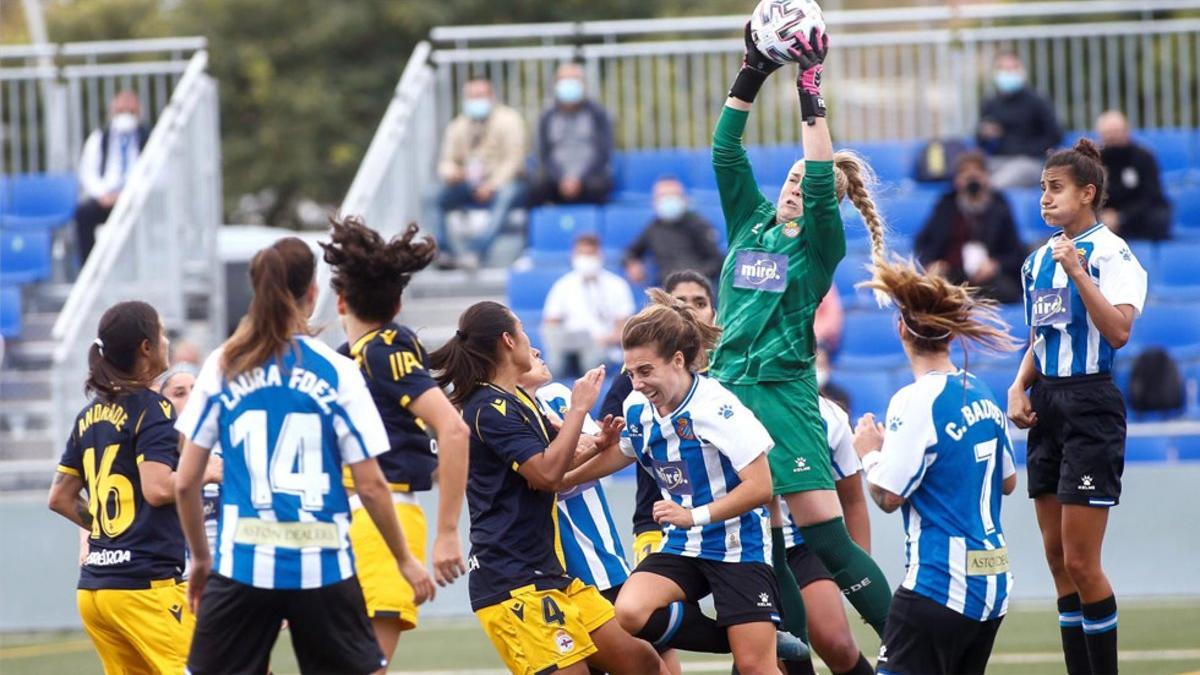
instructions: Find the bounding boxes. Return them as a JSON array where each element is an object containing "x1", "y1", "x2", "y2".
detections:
[
  {"x1": 529, "y1": 206, "x2": 601, "y2": 251},
  {"x1": 1128, "y1": 240, "x2": 1156, "y2": 275},
  {"x1": 1152, "y1": 242, "x2": 1200, "y2": 300},
  {"x1": 878, "y1": 188, "x2": 940, "y2": 238},
  {"x1": 1137, "y1": 128, "x2": 1196, "y2": 174},
  {"x1": 0, "y1": 173, "x2": 77, "y2": 231},
  {"x1": 683, "y1": 148, "x2": 720, "y2": 190},
  {"x1": 1128, "y1": 302, "x2": 1200, "y2": 360},
  {"x1": 1125, "y1": 435, "x2": 1171, "y2": 462},
  {"x1": 745, "y1": 145, "x2": 799, "y2": 186},
  {"x1": 0, "y1": 284, "x2": 21, "y2": 339},
  {"x1": 0, "y1": 229, "x2": 53, "y2": 284},
  {"x1": 1005, "y1": 187, "x2": 1046, "y2": 243},
  {"x1": 1183, "y1": 362, "x2": 1200, "y2": 419},
  {"x1": 837, "y1": 311, "x2": 907, "y2": 370},
  {"x1": 832, "y1": 252, "x2": 873, "y2": 308},
  {"x1": 1176, "y1": 435, "x2": 1200, "y2": 462},
  {"x1": 507, "y1": 266, "x2": 567, "y2": 312},
  {"x1": 1168, "y1": 182, "x2": 1200, "y2": 232},
  {"x1": 998, "y1": 303, "x2": 1030, "y2": 345},
  {"x1": 830, "y1": 370, "x2": 895, "y2": 419},
  {"x1": 614, "y1": 149, "x2": 689, "y2": 195},
  {"x1": 970, "y1": 365, "x2": 1015, "y2": 403},
  {"x1": 847, "y1": 140, "x2": 923, "y2": 184},
  {"x1": 517, "y1": 310, "x2": 544, "y2": 350},
  {"x1": 601, "y1": 204, "x2": 653, "y2": 251}
]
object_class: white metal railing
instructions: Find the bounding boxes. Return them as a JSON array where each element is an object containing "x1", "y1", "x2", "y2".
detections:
[
  {"x1": 0, "y1": 37, "x2": 204, "y2": 174},
  {"x1": 310, "y1": 41, "x2": 438, "y2": 343},
  {"x1": 48, "y1": 49, "x2": 223, "y2": 442},
  {"x1": 427, "y1": 1, "x2": 1199, "y2": 147}
]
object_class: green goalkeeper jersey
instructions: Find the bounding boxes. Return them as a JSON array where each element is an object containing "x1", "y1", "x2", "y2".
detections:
[{"x1": 709, "y1": 106, "x2": 846, "y2": 384}]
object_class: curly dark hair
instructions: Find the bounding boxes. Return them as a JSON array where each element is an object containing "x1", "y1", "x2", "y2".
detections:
[{"x1": 320, "y1": 215, "x2": 437, "y2": 324}]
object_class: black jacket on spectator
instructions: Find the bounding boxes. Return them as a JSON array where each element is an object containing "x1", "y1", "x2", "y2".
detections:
[
  {"x1": 1101, "y1": 143, "x2": 1172, "y2": 241},
  {"x1": 535, "y1": 100, "x2": 614, "y2": 204},
  {"x1": 624, "y1": 211, "x2": 724, "y2": 284},
  {"x1": 915, "y1": 191, "x2": 1025, "y2": 304},
  {"x1": 977, "y1": 87, "x2": 1062, "y2": 158}
]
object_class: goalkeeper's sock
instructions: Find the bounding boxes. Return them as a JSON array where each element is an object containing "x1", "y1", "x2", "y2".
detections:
[{"x1": 797, "y1": 517, "x2": 892, "y2": 637}]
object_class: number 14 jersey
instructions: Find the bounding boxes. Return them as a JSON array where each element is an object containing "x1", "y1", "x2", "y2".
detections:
[{"x1": 177, "y1": 337, "x2": 389, "y2": 590}]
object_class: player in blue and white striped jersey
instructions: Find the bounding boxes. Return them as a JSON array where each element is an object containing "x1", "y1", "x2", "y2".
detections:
[
  {"x1": 1008, "y1": 139, "x2": 1146, "y2": 675},
  {"x1": 174, "y1": 238, "x2": 434, "y2": 675},
  {"x1": 564, "y1": 289, "x2": 783, "y2": 675},
  {"x1": 853, "y1": 257, "x2": 1021, "y2": 675},
  {"x1": 517, "y1": 348, "x2": 633, "y2": 599}
]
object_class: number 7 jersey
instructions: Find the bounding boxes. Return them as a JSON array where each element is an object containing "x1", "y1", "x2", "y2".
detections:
[
  {"x1": 176, "y1": 337, "x2": 390, "y2": 590},
  {"x1": 58, "y1": 389, "x2": 185, "y2": 589}
]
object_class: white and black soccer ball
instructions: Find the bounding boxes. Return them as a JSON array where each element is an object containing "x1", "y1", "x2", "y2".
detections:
[{"x1": 749, "y1": 0, "x2": 827, "y2": 64}]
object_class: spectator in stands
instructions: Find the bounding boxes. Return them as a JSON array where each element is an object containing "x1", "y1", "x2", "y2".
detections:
[
  {"x1": 623, "y1": 177, "x2": 723, "y2": 285},
  {"x1": 1096, "y1": 110, "x2": 1172, "y2": 241},
  {"x1": 429, "y1": 77, "x2": 527, "y2": 269},
  {"x1": 815, "y1": 343, "x2": 851, "y2": 415},
  {"x1": 976, "y1": 52, "x2": 1062, "y2": 188},
  {"x1": 533, "y1": 62, "x2": 614, "y2": 205},
  {"x1": 915, "y1": 150, "x2": 1025, "y2": 304},
  {"x1": 542, "y1": 234, "x2": 634, "y2": 377},
  {"x1": 814, "y1": 286, "x2": 844, "y2": 353},
  {"x1": 74, "y1": 90, "x2": 149, "y2": 264}
]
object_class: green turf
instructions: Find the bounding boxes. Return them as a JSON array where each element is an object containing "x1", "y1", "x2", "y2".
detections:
[{"x1": 2, "y1": 600, "x2": 1198, "y2": 674}]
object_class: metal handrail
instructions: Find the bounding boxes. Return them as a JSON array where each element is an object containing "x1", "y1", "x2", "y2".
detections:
[
  {"x1": 59, "y1": 36, "x2": 207, "y2": 57},
  {"x1": 50, "y1": 50, "x2": 210, "y2": 348}
]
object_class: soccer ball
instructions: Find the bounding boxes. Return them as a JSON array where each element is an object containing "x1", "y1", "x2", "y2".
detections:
[{"x1": 749, "y1": 0, "x2": 826, "y2": 64}]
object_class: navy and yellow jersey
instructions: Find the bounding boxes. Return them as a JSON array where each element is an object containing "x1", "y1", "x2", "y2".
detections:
[
  {"x1": 464, "y1": 383, "x2": 571, "y2": 611},
  {"x1": 57, "y1": 389, "x2": 185, "y2": 590},
  {"x1": 337, "y1": 323, "x2": 439, "y2": 492}
]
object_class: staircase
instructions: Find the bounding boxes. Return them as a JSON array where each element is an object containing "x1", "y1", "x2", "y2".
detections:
[
  {"x1": 397, "y1": 267, "x2": 508, "y2": 349},
  {"x1": 0, "y1": 282, "x2": 66, "y2": 469}
]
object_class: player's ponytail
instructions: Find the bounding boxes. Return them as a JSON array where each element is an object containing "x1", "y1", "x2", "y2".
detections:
[
  {"x1": 222, "y1": 237, "x2": 315, "y2": 379},
  {"x1": 858, "y1": 258, "x2": 1019, "y2": 356},
  {"x1": 622, "y1": 288, "x2": 722, "y2": 371},
  {"x1": 431, "y1": 301, "x2": 518, "y2": 407},
  {"x1": 86, "y1": 300, "x2": 165, "y2": 401},
  {"x1": 321, "y1": 215, "x2": 437, "y2": 324},
  {"x1": 1044, "y1": 137, "x2": 1108, "y2": 215},
  {"x1": 833, "y1": 150, "x2": 888, "y2": 270}
]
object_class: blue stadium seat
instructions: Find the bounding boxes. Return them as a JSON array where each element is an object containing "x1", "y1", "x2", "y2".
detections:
[
  {"x1": 1152, "y1": 242, "x2": 1200, "y2": 300},
  {"x1": 1005, "y1": 187, "x2": 1046, "y2": 243},
  {"x1": 601, "y1": 204, "x2": 653, "y2": 251},
  {"x1": 0, "y1": 229, "x2": 52, "y2": 284},
  {"x1": 846, "y1": 140, "x2": 923, "y2": 185},
  {"x1": 1128, "y1": 240, "x2": 1156, "y2": 276},
  {"x1": 837, "y1": 311, "x2": 906, "y2": 369},
  {"x1": 1168, "y1": 182, "x2": 1200, "y2": 232},
  {"x1": 998, "y1": 303, "x2": 1030, "y2": 345},
  {"x1": 0, "y1": 284, "x2": 21, "y2": 339},
  {"x1": 832, "y1": 252, "x2": 873, "y2": 308},
  {"x1": 516, "y1": 310, "x2": 544, "y2": 350},
  {"x1": 614, "y1": 149, "x2": 689, "y2": 195},
  {"x1": 970, "y1": 365, "x2": 1016, "y2": 403},
  {"x1": 683, "y1": 148, "x2": 720, "y2": 190},
  {"x1": 1128, "y1": 302, "x2": 1200, "y2": 360},
  {"x1": 529, "y1": 206, "x2": 601, "y2": 251},
  {"x1": 507, "y1": 266, "x2": 567, "y2": 312},
  {"x1": 1011, "y1": 437, "x2": 1028, "y2": 466},
  {"x1": 0, "y1": 173, "x2": 77, "y2": 231},
  {"x1": 1176, "y1": 435, "x2": 1200, "y2": 462},
  {"x1": 1125, "y1": 435, "x2": 1171, "y2": 462},
  {"x1": 1136, "y1": 129, "x2": 1196, "y2": 174},
  {"x1": 745, "y1": 146, "x2": 799, "y2": 186},
  {"x1": 1184, "y1": 362, "x2": 1200, "y2": 419},
  {"x1": 830, "y1": 370, "x2": 895, "y2": 419},
  {"x1": 879, "y1": 188, "x2": 940, "y2": 238}
]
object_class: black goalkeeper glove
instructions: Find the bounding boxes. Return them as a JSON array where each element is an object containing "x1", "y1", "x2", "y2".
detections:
[{"x1": 729, "y1": 22, "x2": 784, "y2": 104}]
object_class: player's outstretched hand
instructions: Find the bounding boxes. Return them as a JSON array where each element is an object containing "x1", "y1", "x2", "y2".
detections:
[
  {"x1": 400, "y1": 557, "x2": 436, "y2": 605},
  {"x1": 1007, "y1": 386, "x2": 1038, "y2": 429},
  {"x1": 570, "y1": 365, "x2": 607, "y2": 414},
  {"x1": 595, "y1": 414, "x2": 626, "y2": 449},
  {"x1": 188, "y1": 556, "x2": 211, "y2": 616},
  {"x1": 653, "y1": 499, "x2": 695, "y2": 528},
  {"x1": 852, "y1": 413, "x2": 885, "y2": 459},
  {"x1": 742, "y1": 22, "x2": 783, "y2": 77},
  {"x1": 432, "y1": 531, "x2": 467, "y2": 587}
]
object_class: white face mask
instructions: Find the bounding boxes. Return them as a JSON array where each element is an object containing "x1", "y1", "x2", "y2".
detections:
[
  {"x1": 571, "y1": 254, "x2": 603, "y2": 276},
  {"x1": 655, "y1": 195, "x2": 687, "y2": 222},
  {"x1": 816, "y1": 367, "x2": 830, "y2": 388},
  {"x1": 111, "y1": 112, "x2": 139, "y2": 134}
]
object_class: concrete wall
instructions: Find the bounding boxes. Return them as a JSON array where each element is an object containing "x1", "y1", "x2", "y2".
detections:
[{"x1": 3, "y1": 464, "x2": 1196, "y2": 632}]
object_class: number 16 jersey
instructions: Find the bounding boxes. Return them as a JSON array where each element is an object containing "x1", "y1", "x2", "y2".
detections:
[{"x1": 176, "y1": 337, "x2": 390, "y2": 590}]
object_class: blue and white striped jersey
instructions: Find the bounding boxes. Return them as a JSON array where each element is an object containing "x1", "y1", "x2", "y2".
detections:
[
  {"x1": 865, "y1": 370, "x2": 1016, "y2": 621},
  {"x1": 1022, "y1": 223, "x2": 1147, "y2": 377},
  {"x1": 535, "y1": 383, "x2": 632, "y2": 591},
  {"x1": 780, "y1": 396, "x2": 862, "y2": 548},
  {"x1": 176, "y1": 337, "x2": 389, "y2": 590},
  {"x1": 620, "y1": 375, "x2": 774, "y2": 564}
]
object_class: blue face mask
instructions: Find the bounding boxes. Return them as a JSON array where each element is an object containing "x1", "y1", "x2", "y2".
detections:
[
  {"x1": 655, "y1": 195, "x2": 687, "y2": 222},
  {"x1": 463, "y1": 98, "x2": 492, "y2": 120},
  {"x1": 994, "y1": 71, "x2": 1025, "y2": 94},
  {"x1": 555, "y1": 78, "x2": 585, "y2": 104}
]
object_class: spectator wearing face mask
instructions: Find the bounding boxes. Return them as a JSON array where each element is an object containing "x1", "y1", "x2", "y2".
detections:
[
  {"x1": 541, "y1": 234, "x2": 635, "y2": 377},
  {"x1": 533, "y1": 62, "x2": 614, "y2": 205},
  {"x1": 976, "y1": 51, "x2": 1063, "y2": 188},
  {"x1": 1096, "y1": 110, "x2": 1172, "y2": 241},
  {"x1": 623, "y1": 177, "x2": 724, "y2": 286},
  {"x1": 428, "y1": 77, "x2": 528, "y2": 269},
  {"x1": 914, "y1": 150, "x2": 1025, "y2": 304},
  {"x1": 75, "y1": 90, "x2": 150, "y2": 263}
]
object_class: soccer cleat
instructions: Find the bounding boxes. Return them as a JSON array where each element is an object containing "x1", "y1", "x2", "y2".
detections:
[{"x1": 775, "y1": 630, "x2": 812, "y2": 661}]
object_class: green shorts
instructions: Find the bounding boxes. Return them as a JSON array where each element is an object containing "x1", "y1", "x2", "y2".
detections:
[{"x1": 724, "y1": 378, "x2": 834, "y2": 495}]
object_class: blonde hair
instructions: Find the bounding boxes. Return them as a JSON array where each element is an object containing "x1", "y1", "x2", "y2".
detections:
[
  {"x1": 857, "y1": 258, "x2": 1020, "y2": 355},
  {"x1": 622, "y1": 288, "x2": 722, "y2": 371},
  {"x1": 832, "y1": 150, "x2": 888, "y2": 270}
]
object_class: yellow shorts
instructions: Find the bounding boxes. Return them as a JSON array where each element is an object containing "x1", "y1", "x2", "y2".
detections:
[
  {"x1": 77, "y1": 580, "x2": 194, "y2": 675},
  {"x1": 475, "y1": 578, "x2": 615, "y2": 675},
  {"x1": 633, "y1": 530, "x2": 665, "y2": 566},
  {"x1": 349, "y1": 493, "x2": 426, "y2": 630}
]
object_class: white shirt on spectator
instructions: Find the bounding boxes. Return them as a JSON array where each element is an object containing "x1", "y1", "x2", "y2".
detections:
[
  {"x1": 78, "y1": 127, "x2": 142, "y2": 200},
  {"x1": 543, "y1": 269, "x2": 635, "y2": 339}
]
